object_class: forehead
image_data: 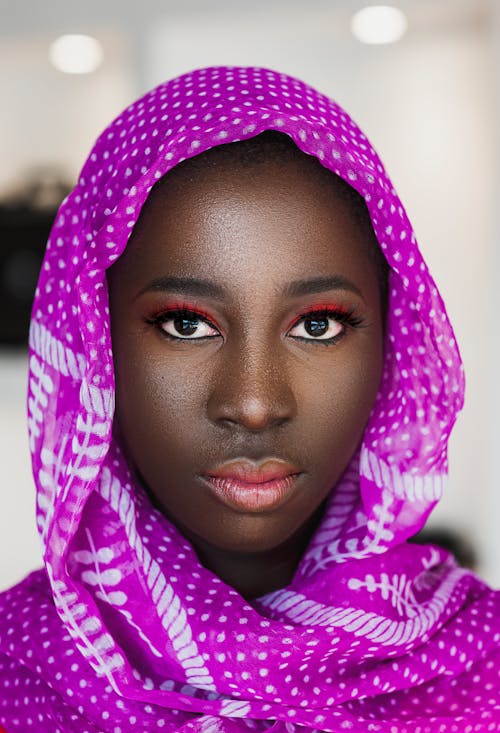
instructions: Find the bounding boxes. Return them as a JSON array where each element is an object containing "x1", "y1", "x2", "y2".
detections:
[{"x1": 118, "y1": 148, "x2": 379, "y2": 284}]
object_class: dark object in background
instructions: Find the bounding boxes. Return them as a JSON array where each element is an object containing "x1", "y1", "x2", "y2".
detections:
[
  {"x1": 409, "y1": 526, "x2": 478, "y2": 570},
  {"x1": 0, "y1": 204, "x2": 55, "y2": 346},
  {"x1": 0, "y1": 174, "x2": 71, "y2": 347}
]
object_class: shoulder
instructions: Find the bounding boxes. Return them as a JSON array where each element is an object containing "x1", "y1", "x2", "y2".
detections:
[
  {"x1": 0, "y1": 570, "x2": 69, "y2": 728},
  {"x1": 0, "y1": 568, "x2": 54, "y2": 628},
  {"x1": 0, "y1": 568, "x2": 62, "y2": 653}
]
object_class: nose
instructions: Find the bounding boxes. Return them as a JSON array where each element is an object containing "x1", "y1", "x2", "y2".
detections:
[{"x1": 206, "y1": 337, "x2": 297, "y2": 431}]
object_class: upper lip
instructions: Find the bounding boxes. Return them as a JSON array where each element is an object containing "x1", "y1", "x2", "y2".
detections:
[{"x1": 204, "y1": 458, "x2": 300, "y2": 484}]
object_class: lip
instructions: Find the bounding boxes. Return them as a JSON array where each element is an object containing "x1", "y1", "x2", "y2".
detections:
[{"x1": 202, "y1": 459, "x2": 301, "y2": 512}]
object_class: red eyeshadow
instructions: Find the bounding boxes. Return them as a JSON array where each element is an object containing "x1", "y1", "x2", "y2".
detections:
[
  {"x1": 149, "y1": 300, "x2": 220, "y2": 329},
  {"x1": 285, "y1": 302, "x2": 351, "y2": 330}
]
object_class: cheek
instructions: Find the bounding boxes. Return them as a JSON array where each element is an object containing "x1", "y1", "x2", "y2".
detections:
[
  {"x1": 114, "y1": 347, "x2": 209, "y2": 474},
  {"x1": 297, "y1": 341, "x2": 383, "y2": 458},
  {"x1": 113, "y1": 326, "x2": 384, "y2": 486}
]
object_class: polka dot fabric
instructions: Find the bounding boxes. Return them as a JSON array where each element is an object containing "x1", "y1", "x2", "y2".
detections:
[{"x1": 1, "y1": 66, "x2": 499, "y2": 732}]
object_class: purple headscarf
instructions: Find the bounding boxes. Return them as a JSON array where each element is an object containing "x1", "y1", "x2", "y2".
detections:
[{"x1": 1, "y1": 66, "x2": 499, "y2": 732}]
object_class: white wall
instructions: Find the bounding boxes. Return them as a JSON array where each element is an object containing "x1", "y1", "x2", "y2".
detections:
[
  {"x1": 478, "y1": 3, "x2": 500, "y2": 587},
  {"x1": 0, "y1": 31, "x2": 134, "y2": 197},
  {"x1": 1, "y1": 1, "x2": 499, "y2": 590},
  {"x1": 0, "y1": 354, "x2": 41, "y2": 590}
]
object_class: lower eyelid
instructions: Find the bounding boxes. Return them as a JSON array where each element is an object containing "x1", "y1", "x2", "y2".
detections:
[{"x1": 289, "y1": 333, "x2": 345, "y2": 346}]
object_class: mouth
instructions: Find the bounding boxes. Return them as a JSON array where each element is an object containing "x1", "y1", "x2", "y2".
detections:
[{"x1": 201, "y1": 458, "x2": 302, "y2": 513}]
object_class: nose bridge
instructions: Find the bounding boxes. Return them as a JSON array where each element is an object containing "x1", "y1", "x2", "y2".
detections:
[{"x1": 207, "y1": 328, "x2": 296, "y2": 430}]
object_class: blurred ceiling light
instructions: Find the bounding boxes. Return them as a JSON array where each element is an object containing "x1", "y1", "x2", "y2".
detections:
[
  {"x1": 350, "y1": 5, "x2": 408, "y2": 45},
  {"x1": 49, "y1": 34, "x2": 103, "y2": 74}
]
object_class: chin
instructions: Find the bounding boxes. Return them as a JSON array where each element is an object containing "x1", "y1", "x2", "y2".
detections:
[{"x1": 201, "y1": 514, "x2": 309, "y2": 555}]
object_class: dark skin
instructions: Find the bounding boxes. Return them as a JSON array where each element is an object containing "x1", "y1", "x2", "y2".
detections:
[{"x1": 107, "y1": 151, "x2": 385, "y2": 600}]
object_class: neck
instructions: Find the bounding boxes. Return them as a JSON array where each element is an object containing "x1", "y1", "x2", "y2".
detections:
[
  {"x1": 136, "y1": 466, "x2": 326, "y2": 599},
  {"x1": 183, "y1": 506, "x2": 325, "y2": 600}
]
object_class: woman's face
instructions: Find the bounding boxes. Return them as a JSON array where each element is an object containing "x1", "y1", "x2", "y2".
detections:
[{"x1": 107, "y1": 151, "x2": 385, "y2": 556}]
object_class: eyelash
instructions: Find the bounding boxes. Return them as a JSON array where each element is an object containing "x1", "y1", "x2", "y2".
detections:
[
  {"x1": 289, "y1": 307, "x2": 364, "y2": 345},
  {"x1": 147, "y1": 305, "x2": 364, "y2": 346},
  {"x1": 147, "y1": 305, "x2": 218, "y2": 342}
]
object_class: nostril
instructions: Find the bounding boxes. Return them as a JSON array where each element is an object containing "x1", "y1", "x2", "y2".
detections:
[
  {"x1": 206, "y1": 349, "x2": 298, "y2": 430},
  {"x1": 208, "y1": 389, "x2": 297, "y2": 431}
]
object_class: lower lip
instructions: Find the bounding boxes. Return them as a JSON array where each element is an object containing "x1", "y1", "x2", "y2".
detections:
[{"x1": 202, "y1": 474, "x2": 300, "y2": 512}]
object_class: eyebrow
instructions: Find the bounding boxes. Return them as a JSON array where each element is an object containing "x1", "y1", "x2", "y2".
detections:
[
  {"x1": 138, "y1": 275, "x2": 363, "y2": 300},
  {"x1": 284, "y1": 275, "x2": 363, "y2": 299},
  {"x1": 138, "y1": 276, "x2": 226, "y2": 300}
]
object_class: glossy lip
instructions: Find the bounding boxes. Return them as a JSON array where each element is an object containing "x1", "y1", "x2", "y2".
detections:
[{"x1": 201, "y1": 459, "x2": 302, "y2": 513}]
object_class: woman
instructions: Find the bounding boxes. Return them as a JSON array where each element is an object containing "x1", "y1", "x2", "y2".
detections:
[{"x1": 0, "y1": 65, "x2": 498, "y2": 732}]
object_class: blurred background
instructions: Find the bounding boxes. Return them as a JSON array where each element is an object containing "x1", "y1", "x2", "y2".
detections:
[{"x1": 1, "y1": 0, "x2": 499, "y2": 591}]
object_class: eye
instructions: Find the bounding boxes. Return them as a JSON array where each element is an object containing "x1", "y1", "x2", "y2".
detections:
[
  {"x1": 287, "y1": 308, "x2": 361, "y2": 344},
  {"x1": 152, "y1": 309, "x2": 220, "y2": 340}
]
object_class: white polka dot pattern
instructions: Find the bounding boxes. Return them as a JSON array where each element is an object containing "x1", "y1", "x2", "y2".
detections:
[{"x1": 0, "y1": 66, "x2": 498, "y2": 732}]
